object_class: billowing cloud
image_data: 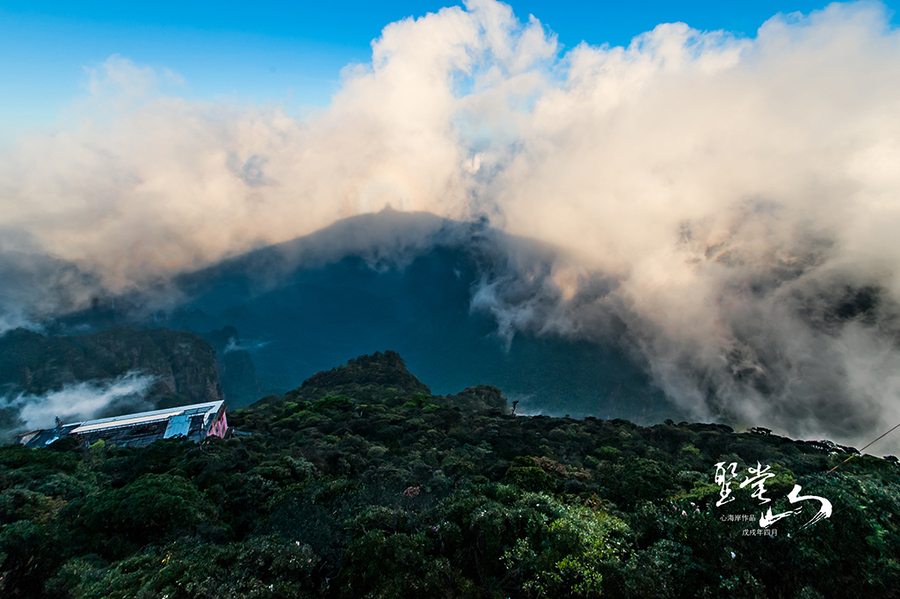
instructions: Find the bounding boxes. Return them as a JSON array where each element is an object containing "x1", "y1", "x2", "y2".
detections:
[{"x1": 2, "y1": 0, "x2": 900, "y2": 449}]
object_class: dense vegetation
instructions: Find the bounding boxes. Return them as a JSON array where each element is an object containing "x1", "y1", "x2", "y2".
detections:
[{"x1": 1, "y1": 351, "x2": 898, "y2": 598}]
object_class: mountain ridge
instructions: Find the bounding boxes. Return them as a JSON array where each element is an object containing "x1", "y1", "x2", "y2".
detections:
[{"x1": 41, "y1": 211, "x2": 681, "y2": 422}]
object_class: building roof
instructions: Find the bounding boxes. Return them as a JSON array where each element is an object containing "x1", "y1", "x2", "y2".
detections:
[{"x1": 14, "y1": 400, "x2": 226, "y2": 449}]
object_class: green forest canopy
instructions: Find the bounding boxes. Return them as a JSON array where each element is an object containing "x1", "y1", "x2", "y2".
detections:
[{"x1": 1, "y1": 351, "x2": 898, "y2": 598}]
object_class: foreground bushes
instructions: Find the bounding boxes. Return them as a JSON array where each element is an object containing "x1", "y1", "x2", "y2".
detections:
[{"x1": 2, "y1": 370, "x2": 898, "y2": 598}]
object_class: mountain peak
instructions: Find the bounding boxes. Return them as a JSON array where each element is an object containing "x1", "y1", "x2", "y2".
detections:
[{"x1": 283, "y1": 350, "x2": 430, "y2": 403}]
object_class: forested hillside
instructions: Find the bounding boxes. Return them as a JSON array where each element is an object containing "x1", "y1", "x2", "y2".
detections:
[{"x1": 1, "y1": 351, "x2": 898, "y2": 598}]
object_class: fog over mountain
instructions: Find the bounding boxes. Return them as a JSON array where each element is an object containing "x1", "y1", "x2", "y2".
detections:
[
  {"x1": 164, "y1": 210, "x2": 675, "y2": 422},
  {"x1": 2, "y1": 0, "x2": 900, "y2": 450}
]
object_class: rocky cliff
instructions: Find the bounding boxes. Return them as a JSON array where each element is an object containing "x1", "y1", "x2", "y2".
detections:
[{"x1": 0, "y1": 327, "x2": 224, "y2": 412}]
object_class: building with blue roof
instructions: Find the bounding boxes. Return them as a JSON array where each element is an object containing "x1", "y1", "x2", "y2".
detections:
[{"x1": 14, "y1": 401, "x2": 228, "y2": 448}]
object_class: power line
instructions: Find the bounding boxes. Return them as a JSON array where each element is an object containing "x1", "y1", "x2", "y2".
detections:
[{"x1": 827, "y1": 420, "x2": 900, "y2": 474}]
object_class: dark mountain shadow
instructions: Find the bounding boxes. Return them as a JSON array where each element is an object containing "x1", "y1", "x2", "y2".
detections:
[{"x1": 50, "y1": 211, "x2": 682, "y2": 422}]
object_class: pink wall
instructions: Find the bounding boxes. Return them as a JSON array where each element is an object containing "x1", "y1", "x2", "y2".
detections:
[{"x1": 207, "y1": 410, "x2": 228, "y2": 439}]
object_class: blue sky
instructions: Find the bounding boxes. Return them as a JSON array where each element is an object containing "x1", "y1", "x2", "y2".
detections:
[{"x1": 2, "y1": 0, "x2": 896, "y2": 139}]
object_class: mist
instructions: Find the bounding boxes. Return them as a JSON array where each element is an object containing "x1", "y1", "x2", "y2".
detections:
[
  {"x1": 2, "y1": 0, "x2": 900, "y2": 449},
  {"x1": 0, "y1": 371, "x2": 157, "y2": 436}
]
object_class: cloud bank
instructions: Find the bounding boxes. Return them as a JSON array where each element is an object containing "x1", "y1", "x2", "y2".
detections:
[{"x1": 3, "y1": 0, "x2": 900, "y2": 448}]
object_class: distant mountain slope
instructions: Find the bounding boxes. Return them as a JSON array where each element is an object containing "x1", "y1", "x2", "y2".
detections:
[
  {"x1": 168, "y1": 212, "x2": 679, "y2": 421},
  {"x1": 51, "y1": 211, "x2": 683, "y2": 422},
  {"x1": 200, "y1": 326, "x2": 263, "y2": 406}
]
